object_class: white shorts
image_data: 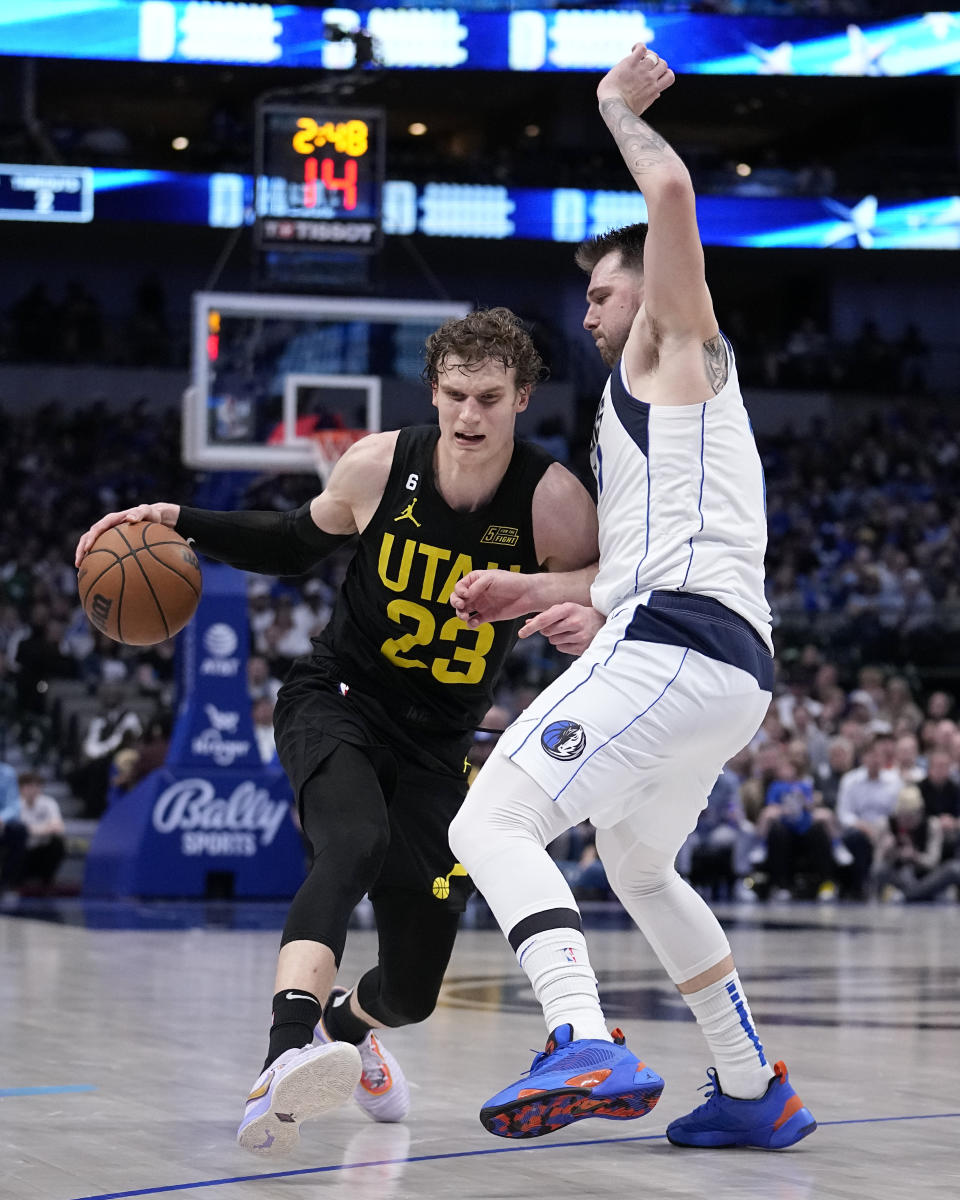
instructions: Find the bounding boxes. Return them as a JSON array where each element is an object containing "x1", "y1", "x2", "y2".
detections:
[{"x1": 496, "y1": 590, "x2": 773, "y2": 854}]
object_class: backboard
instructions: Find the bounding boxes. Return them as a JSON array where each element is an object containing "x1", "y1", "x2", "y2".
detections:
[{"x1": 185, "y1": 291, "x2": 470, "y2": 472}]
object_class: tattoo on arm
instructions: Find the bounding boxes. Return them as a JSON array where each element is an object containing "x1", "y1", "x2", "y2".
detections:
[
  {"x1": 599, "y1": 97, "x2": 671, "y2": 181},
  {"x1": 702, "y1": 335, "x2": 728, "y2": 395}
]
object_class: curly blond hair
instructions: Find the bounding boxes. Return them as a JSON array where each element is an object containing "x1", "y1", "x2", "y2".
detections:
[{"x1": 423, "y1": 307, "x2": 547, "y2": 391}]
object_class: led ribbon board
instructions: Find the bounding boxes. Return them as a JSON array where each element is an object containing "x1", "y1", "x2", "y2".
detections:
[{"x1": 0, "y1": 4, "x2": 957, "y2": 75}]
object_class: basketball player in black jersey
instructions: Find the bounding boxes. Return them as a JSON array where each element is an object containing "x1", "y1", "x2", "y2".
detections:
[{"x1": 75, "y1": 307, "x2": 598, "y2": 1156}]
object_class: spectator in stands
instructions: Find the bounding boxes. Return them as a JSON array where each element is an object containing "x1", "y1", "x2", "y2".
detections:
[
  {"x1": 836, "y1": 734, "x2": 903, "y2": 897},
  {"x1": 252, "y1": 697, "x2": 279, "y2": 765},
  {"x1": 260, "y1": 594, "x2": 315, "y2": 676},
  {"x1": 301, "y1": 578, "x2": 335, "y2": 637},
  {"x1": 881, "y1": 676, "x2": 923, "y2": 733},
  {"x1": 789, "y1": 700, "x2": 830, "y2": 777},
  {"x1": 104, "y1": 747, "x2": 141, "y2": 809},
  {"x1": 874, "y1": 784, "x2": 943, "y2": 901},
  {"x1": 926, "y1": 692, "x2": 954, "y2": 722},
  {"x1": 816, "y1": 735, "x2": 855, "y2": 811},
  {"x1": 893, "y1": 732, "x2": 925, "y2": 784},
  {"x1": 16, "y1": 771, "x2": 66, "y2": 894},
  {"x1": 919, "y1": 748, "x2": 960, "y2": 860},
  {"x1": 248, "y1": 582, "x2": 277, "y2": 653},
  {"x1": 756, "y1": 744, "x2": 835, "y2": 900},
  {"x1": 70, "y1": 683, "x2": 143, "y2": 817},
  {"x1": 891, "y1": 842, "x2": 960, "y2": 903},
  {"x1": 0, "y1": 759, "x2": 28, "y2": 902},
  {"x1": 12, "y1": 603, "x2": 76, "y2": 716},
  {"x1": 126, "y1": 714, "x2": 172, "y2": 783},
  {"x1": 247, "y1": 654, "x2": 282, "y2": 704}
]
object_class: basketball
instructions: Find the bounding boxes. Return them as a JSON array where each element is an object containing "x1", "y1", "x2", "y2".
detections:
[
  {"x1": 78, "y1": 521, "x2": 202, "y2": 646},
  {"x1": 432, "y1": 875, "x2": 450, "y2": 900}
]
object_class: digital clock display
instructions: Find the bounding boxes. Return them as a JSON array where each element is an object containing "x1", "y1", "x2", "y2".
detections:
[{"x1": 255, "y1": 104, "x2": 385, "y2": 253}]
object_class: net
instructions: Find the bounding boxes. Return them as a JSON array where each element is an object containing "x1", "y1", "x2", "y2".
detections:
[{"x1": 311, "y1": 428, "x2": 370, "y2": 485}]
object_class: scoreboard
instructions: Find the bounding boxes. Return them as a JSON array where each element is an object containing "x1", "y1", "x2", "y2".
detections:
[{"x1": 254, "y1": 104, "x2": 385, "y2": 254}]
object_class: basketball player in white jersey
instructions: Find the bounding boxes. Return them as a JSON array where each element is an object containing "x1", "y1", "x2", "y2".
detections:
[{"x1": 449, "y1": 45, "x2": 816, "y2": 1149}]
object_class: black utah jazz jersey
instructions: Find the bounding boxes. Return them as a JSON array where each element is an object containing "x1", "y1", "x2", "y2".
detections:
[{"x1": 313, "y1": 424, "x2": 553, "y2": 755}]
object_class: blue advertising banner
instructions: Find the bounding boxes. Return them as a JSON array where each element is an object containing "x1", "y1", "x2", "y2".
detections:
[
  {"x1": 84, "y1": 563, "x2": 306, "y2": 898},
  {"x1": 83, "y1": 765, "x2": 305, "y2": 898},
  {"x1": 165, "y1": 563, "x2": 262, "y2": 772},
  {"x1": 16, "y1": 165, "x2": 957, "y2": 250}
]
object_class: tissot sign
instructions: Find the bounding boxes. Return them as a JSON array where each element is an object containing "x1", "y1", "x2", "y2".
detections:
[{"x1": 84, "y1": 565, "x2": 305, "y2": 898}]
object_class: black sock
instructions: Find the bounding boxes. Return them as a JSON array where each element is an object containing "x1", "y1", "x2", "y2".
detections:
[
  {"x1": 322, "y1": 989, "x2": 371, "y2": 1045},
  {"x1": 263, "y1": 988, "x2": 322, "y2": 1070}
]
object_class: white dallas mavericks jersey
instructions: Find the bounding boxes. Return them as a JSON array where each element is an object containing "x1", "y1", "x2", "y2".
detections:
[{"x1": 589, "y1": 335, "x2": 772, "y2": 650}]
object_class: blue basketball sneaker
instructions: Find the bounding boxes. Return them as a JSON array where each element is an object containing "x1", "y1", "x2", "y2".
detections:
[
  {"x1": 479, "y1": 1024, "x2": 664, "y2": 1139},
  {"x1": 666, "y1": 1061, "x2": 816, "y2": 1150}
]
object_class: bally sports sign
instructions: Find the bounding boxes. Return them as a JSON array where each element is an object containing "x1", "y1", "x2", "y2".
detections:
[{"x1": 152, "y1": 777, "x2": 289, "y2": 857}]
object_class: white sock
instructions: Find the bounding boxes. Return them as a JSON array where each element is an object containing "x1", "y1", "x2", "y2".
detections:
[
  {"x1": 683, "y1": 969, "x2": 775, "y2": 1099},
  {"x1": 515, "y1": 928, "x2": 611, "y2": 1043}
]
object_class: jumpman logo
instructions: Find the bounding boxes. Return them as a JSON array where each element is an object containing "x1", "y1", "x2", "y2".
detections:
[{"x1": 394, "y1": 498, "x2": 421, "y2": 527}]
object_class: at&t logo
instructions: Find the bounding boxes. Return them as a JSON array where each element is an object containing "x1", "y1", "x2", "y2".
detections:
[{"x1": 200, "y1": 621, "x2": 240, "y2": 677}]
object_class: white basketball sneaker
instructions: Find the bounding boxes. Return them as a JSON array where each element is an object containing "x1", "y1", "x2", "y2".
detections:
[
  {"x1": 237, "y1": 1040, "x2": 362, "y2": 1157},
  {"x1": 316, "y1": 987, "x2": 411, "y2": 1123}
]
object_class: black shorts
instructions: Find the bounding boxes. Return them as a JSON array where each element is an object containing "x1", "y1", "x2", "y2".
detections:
[{"x1": 275, "y1": 660, "x2": 473, "y2": 912}]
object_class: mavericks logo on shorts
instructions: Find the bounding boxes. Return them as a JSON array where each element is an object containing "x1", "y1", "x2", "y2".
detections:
[{"x1": 541, "y1": 720, "x2": 586, "y2": 761}]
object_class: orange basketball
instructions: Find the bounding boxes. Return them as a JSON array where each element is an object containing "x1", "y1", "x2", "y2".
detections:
[{"x1": 78, "y1": 521, "x2": 202, "y2": 645}]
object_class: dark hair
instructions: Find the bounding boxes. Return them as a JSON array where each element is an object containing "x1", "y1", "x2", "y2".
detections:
[
  {"x1": 574, "y1": 223, "x2": 648, "y2": 275},
  {"x1": 422, "y1": 306, "x2": 547, "y2": 391},
  {"x1": 18, "y1": 771, "x2": 42, "y2": 788}
]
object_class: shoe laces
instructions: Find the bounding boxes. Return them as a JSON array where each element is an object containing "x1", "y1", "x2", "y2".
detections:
[
  {"x1": 527, "y1": 1027, "x2": 627, "y2": 1076},
  {"x1": 693, "y1": 1067, "x2": 723, "y2": 1110}
]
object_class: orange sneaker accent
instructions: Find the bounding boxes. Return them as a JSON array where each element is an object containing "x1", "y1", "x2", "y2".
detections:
[
  {"x1": 359, "y1": 1035, "x2": 393, "y2": 1095},
  {"x1": 773, "y1": 1093, "x2": 806, "y2": 1131},
  {"x1": 564, "y1": 1069, "x2": 612, "y2": 1089},
  {"x1": 517, "y1": 1088, "x2": 546, "y2": 1099}
]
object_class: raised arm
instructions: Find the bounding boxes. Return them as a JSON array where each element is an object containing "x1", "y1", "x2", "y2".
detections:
[{"x1": 598, "y1": 46, "x2": 720, "y2": 359}]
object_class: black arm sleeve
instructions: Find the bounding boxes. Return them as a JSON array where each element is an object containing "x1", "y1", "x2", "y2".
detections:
[{"x1": 175, "y1": 501, "x2": 354, "y2": 576}]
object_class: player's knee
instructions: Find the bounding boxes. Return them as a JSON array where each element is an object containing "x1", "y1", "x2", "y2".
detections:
[
  {"x1": 362, "y1": 978, "x2": 439, "y2": 1028},
  {"x1": 381, "y1": 988, "x2": 438, "y2": 1027},
  {"x1": 596, "y1": 829, "x2": 678, "y2": 899},
  {"x1": 452, "y1": 756, "x2": 558, "y2": 867},
  {"x1": 310, "y1": 811, "x2": 390, "y2": 895}
]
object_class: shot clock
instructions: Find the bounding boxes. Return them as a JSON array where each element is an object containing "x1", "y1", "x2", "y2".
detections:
[{"x1": 254, "y1": 104, "x2": 385, "y2": 253}]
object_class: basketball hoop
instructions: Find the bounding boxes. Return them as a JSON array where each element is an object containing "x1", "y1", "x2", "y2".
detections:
[{"x1": 311, "y1": 428, "x2": 370, "y2": 485}]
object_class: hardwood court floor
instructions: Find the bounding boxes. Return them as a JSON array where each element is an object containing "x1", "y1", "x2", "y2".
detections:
[{"x1": 2, "y1": 899, "x2": 958, "y2": 1200}]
